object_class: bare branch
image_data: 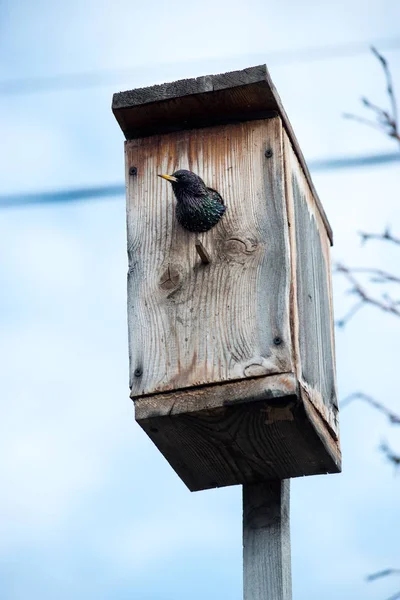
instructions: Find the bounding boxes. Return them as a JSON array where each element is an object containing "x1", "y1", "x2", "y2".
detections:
[
  {"x1": 367, "y1": 568, "x2": 400, "y2": 600},
  {"x1": 342, "y1": 46, "x2": 400, "y2": 600},
  {"x1": 336, "y1": 301, "x2": 364, "y2": 328},
  {"x1": 344, "y1": 47, "x2": 400, "y2": 145},
  {"x1": 367, "y1": 569, "x2": 400, "y2": 582},
  {"x1": 362, "y1": 96, "x2": 393, "y2": 127},
  {"x1": 380, "y1": 441, "x2": 400, "y2": 469},
  {"x1": 340, "y1": 267, "x2": 400, "y2": 285},
  {"x1": 371, "y1": 46, "x2": 398, "y2": 133},
  {"x1": 382, "y1": 292, "x2": 400, "y2": 306},
  {"x1": 359, "y1": 228, "x2": 400, "y2": 247},
  {"x1": 340, "y1": 392, "x2": 400, "y2": 424},
  {"x1": 342, "y1": 112, "x2": 386, "y2": 132},
  {"x1": 334, "y1": 263, "x2": 400, "y2": 324}
]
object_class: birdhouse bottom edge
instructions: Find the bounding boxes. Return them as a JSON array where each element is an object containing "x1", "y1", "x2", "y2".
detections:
[{"x1": 133, "y1": 372, "x2": 341, "y2": 491}]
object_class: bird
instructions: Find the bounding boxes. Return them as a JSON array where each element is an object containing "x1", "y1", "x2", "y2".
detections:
[{"x1": 158, "y1": 169, "x2": 226, "y2": 233}]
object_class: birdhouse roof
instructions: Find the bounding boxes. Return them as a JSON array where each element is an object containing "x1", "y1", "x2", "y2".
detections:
[{"x1": 112, "y1": 64, "x2": 332, "y2": 243}]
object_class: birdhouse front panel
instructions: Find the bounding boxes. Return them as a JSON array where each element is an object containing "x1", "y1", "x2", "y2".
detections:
[{"x1": 126, "y1": 117, "x2": 294, "y2": 398}]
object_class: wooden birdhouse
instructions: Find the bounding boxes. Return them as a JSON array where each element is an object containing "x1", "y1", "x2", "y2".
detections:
[{"x1": 112, "y1": 65, "x2": 341, "y2": 492}]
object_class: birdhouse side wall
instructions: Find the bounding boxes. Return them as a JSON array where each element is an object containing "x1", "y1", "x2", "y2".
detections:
[
  {"x1": 125, "y1": 118, "x2": 293, "y2": 398},
  {"x1": 283, "y1": 131, "x2": 338, "y2": 437}
]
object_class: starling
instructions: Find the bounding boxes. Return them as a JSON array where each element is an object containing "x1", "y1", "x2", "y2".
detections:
[{"x1": 158, "y1": 169, "x2": 226, "y2": 233}]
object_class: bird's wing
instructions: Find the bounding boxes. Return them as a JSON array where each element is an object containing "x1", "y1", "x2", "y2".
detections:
[{"x1": 206, "y1": 187, "x2": 225, "y2": 205}]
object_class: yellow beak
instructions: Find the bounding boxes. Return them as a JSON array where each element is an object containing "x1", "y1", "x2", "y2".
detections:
[{"x1": 158, "y1": 174, "x2": 178, "y2": 183}]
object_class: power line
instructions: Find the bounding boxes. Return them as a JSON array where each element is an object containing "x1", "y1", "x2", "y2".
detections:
[
  {"x1": 1, "y1": 152, "x2": 398, "y2": 208},
  {"x1": 0, "y1": 184, "x2": 125, "y2": 208},
  {"x1": 1, "y1": 36, "x2": 400, "y2": 96},
  {"x1": 309, "y1": 151, "x2": 400, "y2": 171}
]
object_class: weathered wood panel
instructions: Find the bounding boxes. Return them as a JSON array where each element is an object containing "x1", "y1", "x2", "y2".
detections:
[
  {"x1": 283, "y1": 132, "x2": 338, "y2": 436},
  {"x1": 112, "y1": 66, "x2": 277, "y2": 140},
  {"x1": 243, "y1": 480, "x2": 291, "y2": 600},
  {"x1": 126, "y1": 118, "x2": 293, "y2": 398},
  {"x1": 135, "y1": 372, "x2": 298, "y2": 419},
  {"x1": 135, "y1": 374, "x2": 341, "y2": 491}
]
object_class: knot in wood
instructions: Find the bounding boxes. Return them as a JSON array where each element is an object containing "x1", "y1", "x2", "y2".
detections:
[
  {"x1": 224, "y1": 236, "x2": 259, "y2": 259},
  {"x1": 244, "y1": 364, "x2": 269, "y2": 377},
  {"x1": 159, "y1": 265, "x2": 181, "y2": 291}
]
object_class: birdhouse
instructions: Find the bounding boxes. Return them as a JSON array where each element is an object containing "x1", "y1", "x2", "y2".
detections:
[{"x1": 112, "y1": 65, "x2": 341, "y2": 492}]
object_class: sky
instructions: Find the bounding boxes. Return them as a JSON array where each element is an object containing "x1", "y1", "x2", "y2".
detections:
[{"x1": 1, "y1": 1, "x2": 400, "y2": 599}]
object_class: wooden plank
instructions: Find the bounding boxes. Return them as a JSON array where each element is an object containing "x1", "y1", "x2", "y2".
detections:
[
  {"x1": 113, "y1": 64, "x2": 333, "y2": 244},
  {"x1": 283, "y1": 132, "x2": 301, "y2": 387},
  {"x1": 243, "y1": 480, "x2": 292, "y2": 600},
  {"x1": 135, "y1": 374, "x2": 341, "y2": 491},
  {"x1": 113, "y1": 65, "x2": 270, "y2": 110},
  {"x1": 112, "y1": 65, "x2": 277, "y2": 140},
  {"x1": 126, "y1": 117, "x2": 293, "y2": 398},
  {"x1": 135, "y1": 372, "x2": 298, "y2": 419},
  {"x1": 283, "y1": 131, "x2": 339, "y2": 436}
]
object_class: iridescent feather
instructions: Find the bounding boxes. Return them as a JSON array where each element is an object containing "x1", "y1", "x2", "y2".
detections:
[{"x1": 158, "y1": 170, "x2": 226, "y2": 233}]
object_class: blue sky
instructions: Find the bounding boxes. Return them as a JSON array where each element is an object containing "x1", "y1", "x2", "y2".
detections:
[{"x1": 1, "y1": 1, "x2": 400, "y2": 599}]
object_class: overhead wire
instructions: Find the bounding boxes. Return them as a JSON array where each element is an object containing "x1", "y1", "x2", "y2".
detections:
[
  {"x1": 1, "y1": 152, "x2": 398, "y2": 208},
  {"x1": 1, "y1": 36, "x2": 399, "y2": 208},
  {"x1": 1, "y1": 36, "x2": 400, "y2": 96}
]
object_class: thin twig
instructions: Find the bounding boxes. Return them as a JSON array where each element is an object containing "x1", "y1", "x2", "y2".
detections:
[
  {"x1": 336, "y1": 301, "x2": 364, "y2": 328},
  {"x1": 371, "y1": 46, "x2": 398, "y2": 135},
  {"x1": 342, "y1": 46, "x2": 400, "y2": 600},
  {"x1": 344, "y1": 47, "x2": 400, "y2": 145},
  {"x1": 362, "y1": 96, "x2": 392, "y2": 123},
  {"x1": 380, "y1": 441, "x2": 400, "y2": 468},
  {"x1": 359, "y1": 228, "x2": 400, "y2": 246},
  {"x1": 382, "y1": 292, "x2": 400, "y2": 306},
  {"x1": 367, "y1": 569, "x2": 400, "y2": 582},
  {"x1": 340, "y1": 392, "x2": 400, "y2": 424},
  {"x1": 340, "y1": 267, "x2": 400, "y2": 285},
  {"x1": 334, "y1": 263, "x2": 400, "y2": 325},
  {"x1": 367, "y1": 568, "x2": 400, "y2": 600},
  {"x1": 342, "y1": 112, "x2": 386, "y2": 132}
]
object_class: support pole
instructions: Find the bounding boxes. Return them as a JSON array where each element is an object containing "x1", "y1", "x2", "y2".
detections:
[{"x1": 243, "y1": 480, "x2": 292, "y2": 600}]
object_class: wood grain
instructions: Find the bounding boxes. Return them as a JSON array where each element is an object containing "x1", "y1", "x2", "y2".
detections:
[
  {"x1": 243, "y1": 480, "x2": 291, "y2": 600},
  {"x1": 126, "y1": 117, "x2": 293, "y2": 398},
  {"x1": 283, "y1": 131, "x2": 339, "y2": 437},
  {"x1": 136, "y1": 374, "x2": 341, "y2": 492},
  {"x1": 112, "y1": 66, "x2": 277, "y2": 141},
  {"x1": 135, "y1": 372, "x2": 298, "y2": 419},
  {"x1": 113, "y1": 65, "x2": 269, "y2": 110}
]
